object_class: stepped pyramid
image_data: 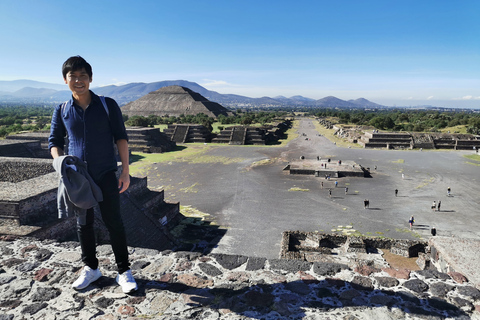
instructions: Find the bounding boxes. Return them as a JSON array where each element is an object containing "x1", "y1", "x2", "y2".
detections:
[{"x1": 121, "y1": 85, "x2": 232, "y2": 118}]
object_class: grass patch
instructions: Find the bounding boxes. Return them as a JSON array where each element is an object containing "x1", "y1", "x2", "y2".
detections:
[
  {"x1": 289, "y1": 187, "x2": 310, "y2": 192},
  {"x1": 392, "y1": 159, "x2": 405, "y2": 164},
  {"x1": 211, "y1": 122, "x2": 238, "y2": 133},
  {"x1": 331, "y1": 225, "x2": 361, "y2": 236},
  {"x1": 154, "y1": 124, "x2": 168, "y2": 131},
  {"x1": 179, "y1": 183, "x2": 199, "y2": 193},
  {"x1": 271, "y1": 120, "x2": 299, "y2": 147},
  {"x1": 464, "y1": 154, "x2": 480, "y2": 166},
  {"x1": 129, "y1": 144, "x2": 245, "y2": 175},
  {"x1": 415, "y1": 177, "x2": 435, "y2": 189},
  {"x1": 312, "y1": 120, "x2": 362, "y2": 149},
  {"x1": 180, "y1": 205, "x2": 211, "y2": 219},
  {"x1": 466, "y1": 162, "x2": 480, "y2": 167},
  {"x1": 395, "y1": 227, "x2": 422, "y2": 238},
  {"x1": 250, "y1": 158, "x2": 275, "y2": 168},
  {"x1": 169, "y1": 205, "x2": 225, "y2": 242},
  {"x1": 464, "y1": 154, "x2": 480, "y2": 161},
  {"x1": 439, "y1": 125, "x2": 468, "y2": 134}
]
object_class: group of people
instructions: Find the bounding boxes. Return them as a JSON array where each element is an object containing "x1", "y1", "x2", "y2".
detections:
[
  {"x1": 324, "y1": 181, "x2": 348, "y2": 197},
  {"x1": 431, "y1": 200, "x2": 442, "y2": 211},
  {"x1": 409, "y1": 216, "x2": 437, "y2": 236},
  {"x1": 407, "y1": 188, "x2": 452, "y2": 236}
]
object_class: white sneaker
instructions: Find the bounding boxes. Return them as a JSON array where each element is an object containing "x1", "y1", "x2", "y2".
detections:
[
  {"x1": 72, "y1": 266, "x2": 102, "y2": 290},
  {"x1": 116, "y1": 270, "x2": 138, "y2": 294}
]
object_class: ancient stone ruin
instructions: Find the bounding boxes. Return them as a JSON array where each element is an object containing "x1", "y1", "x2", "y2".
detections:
[
  {"x1": 280, "y1": 231, "x2": 480, "y2": 290},
  {"x1": 280, "y1": 231, "x2": 426, "y2": 263},
  {"x1": 164, "y1": 124, "x2": 214, "y2": 143},
  {"x1": 163, "y1": 121, "x2": 290, "y2": 145},
  {"x1": 319, "y1": 119, "x2": 480, "y2": 150},
  {"x1": 358, "y1": 130, "x2": 480, "y2": 150},
  {"x1": 284, "y1": 158, "x2": 368, "y2": 178},
  {"x1": 2, "y1": 128, "x2": 175, "y2": 157},
  {"x1": 0, "y1": 156, "x2": 181, "y2": 251}
]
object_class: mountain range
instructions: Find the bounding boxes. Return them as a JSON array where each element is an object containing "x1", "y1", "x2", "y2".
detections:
[{"x1": 0, "y1": 79, "x2": 386, "y2": 109}]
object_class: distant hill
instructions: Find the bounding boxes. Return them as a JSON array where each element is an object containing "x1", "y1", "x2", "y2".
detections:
[
  {"x1": 0, "y1": 79, "x2": 387, "y2": 109},
  {"x1": 314, "y1": 96, "x2": 357, "y2": 108},
  {"x1": 12, "y1": 87, "x2": 59, "y2": 97},
  {"x1": 0, "y1": 80, "x2": 65, "y2": 92},
  {"x1": 348, "y1": 98, "x2": 384, "y2": 108}
]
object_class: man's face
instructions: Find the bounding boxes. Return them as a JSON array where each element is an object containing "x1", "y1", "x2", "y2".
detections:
[{"x1": 64, "y1": 68, "x2": 92, "y2": 97}]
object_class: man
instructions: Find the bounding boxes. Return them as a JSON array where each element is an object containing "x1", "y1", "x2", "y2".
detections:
[{"x1": 48, "y1": 56, "x2": 137, "y2": 293}]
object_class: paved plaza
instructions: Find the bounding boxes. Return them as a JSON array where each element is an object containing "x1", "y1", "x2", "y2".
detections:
[{"x1": 139, "y1": 118, "x2": 480, "y2": 259}]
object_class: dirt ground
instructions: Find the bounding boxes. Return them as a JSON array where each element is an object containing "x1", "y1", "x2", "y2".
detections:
[{"x1": 382, "y1": 249, "x2": 421, "y2": 271}]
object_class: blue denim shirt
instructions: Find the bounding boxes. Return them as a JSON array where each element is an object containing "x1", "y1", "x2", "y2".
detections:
[{"x1": 48, "y1": 91, "x2": 128, "y2": 180}]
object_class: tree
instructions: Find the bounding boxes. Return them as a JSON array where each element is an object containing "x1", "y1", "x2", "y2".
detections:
[
  {"x1": 384, "y1": 116, "x2": 395, "y2": 129},
  {"x1": 125, "y1": 116, "x2": 149, "y2": 127}
]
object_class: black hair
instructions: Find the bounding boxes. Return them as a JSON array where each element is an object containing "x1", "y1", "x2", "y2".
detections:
[{"x1": 62, "y1": 56, "x2": 93, "y2": 79}]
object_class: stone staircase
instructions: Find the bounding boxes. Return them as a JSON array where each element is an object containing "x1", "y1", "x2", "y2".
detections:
[
  {"x1": 230, "y1": 127, "x2": 246, "y2": 145},
  {"x1": 164, "y1": 124, "x2": 212, "y2": 143},
  {"x1": 456, "y1": 138, "x2": 480, "y2": 150},
  {"x1": 245, "y1": 127, "x2": 266, "y2": 145},
  {"x1": 170, "y1": 125, "x2": 189, "y2": 143},
  {"x1": 359, "y1": 132, "x2": 413, "y2": 149},
  {"x1": 0, "y1": 157, "x2": 182, "y2": 251},
  {"x1": 126, "y1": 127, "x2": 176, "y2": 153},
  {"x1": 186, "y1": 125, "x2": 212, "y2": 143}
]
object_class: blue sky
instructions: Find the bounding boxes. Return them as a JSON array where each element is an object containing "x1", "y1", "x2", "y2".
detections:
[{"x1": 1, "y1": 0, "x2": 479, "y2": 107}]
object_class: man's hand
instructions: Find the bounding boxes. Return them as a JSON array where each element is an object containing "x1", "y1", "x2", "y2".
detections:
[
  {"x1": 116, "y1": 139, "x2": 130, "y2": 193},
  {"x1": 118, "y1": 170, "x2": 130, "y2": 193},
  {"x1": 50, "y1": 146, "x2": 64, "y2": 159}
]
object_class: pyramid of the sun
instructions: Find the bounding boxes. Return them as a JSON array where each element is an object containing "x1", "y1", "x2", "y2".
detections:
[{"x1": 121, "y1": 85, "x2": 232, "y2": 118}]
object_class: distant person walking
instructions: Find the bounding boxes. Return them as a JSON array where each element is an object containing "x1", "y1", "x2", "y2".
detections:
[
  {"x1": 395, "y1": 189, "x2": 398, "y2": 197},
  {"x1": 431, "y1": 201, "x2": 436, "y2": 211},
  {"x1": 345, "y1": 187, "x2": 348, "y2": 195},
  {"x1": 437, "y1": 200, "x2": 441, "y2": 212},
  {"x1": 335, "y1": 181, "x2": 338, "y2": 188},
  {"x1": 447, "y1": 187, "x2": 451, "y2": 196},
  {"x1": 329, "y1": 189, "x2": 332, "y2": 198},
  {"x1": 431, "y1": 227, "x2": 437, "y2": 236},
  {"x1": 409, "y1": 216, "x2": 415, "y2": 229},
  {"x1": 402, "y1": 173, "x2": 405, "y2": 180},
  {"x1": 321, "y1": 181, "x2": 324, "y2": 189},
  {"x1": 364, "y1": 199, "x2": 369, "y2": 209}
]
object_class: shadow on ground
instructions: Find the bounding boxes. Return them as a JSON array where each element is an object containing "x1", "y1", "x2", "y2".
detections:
[
  {"x1": 88, "y1": 276, "x2": 468, "y2": 319},
  {"x1": 168, "y1": 215, "x2": 227, "y2": 255}
]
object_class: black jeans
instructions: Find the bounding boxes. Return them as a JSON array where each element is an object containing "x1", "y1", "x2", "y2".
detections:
[{"x1": 77, "y1": 171, "x2": 130, "y2": 273}]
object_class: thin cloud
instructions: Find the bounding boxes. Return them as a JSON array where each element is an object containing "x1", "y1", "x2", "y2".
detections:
[
  {"x1": 458, "y1": 95, "x2": 480, "y2": 100},
  {"x1": 427, "y1": 96, "x2": 434, "y2": 100},
  {"x1": 201, "y1": 79, "x2": 235, "y2": 87}
]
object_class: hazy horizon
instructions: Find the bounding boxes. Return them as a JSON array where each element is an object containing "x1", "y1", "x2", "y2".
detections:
[{"x1": 0, "y1": 78, "x2": 479, "y2": 109}]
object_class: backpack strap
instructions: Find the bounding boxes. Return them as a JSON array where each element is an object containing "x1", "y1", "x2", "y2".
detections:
[
  {"x1": 61, "y1": 101, "x2": 68, "y2": 118},
  {"x1": 61, "y1": 95, "x2": 110, "y2": 118},
  {"x1": 99, "y1": 95, "x2": 109, "y2": 117}
]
